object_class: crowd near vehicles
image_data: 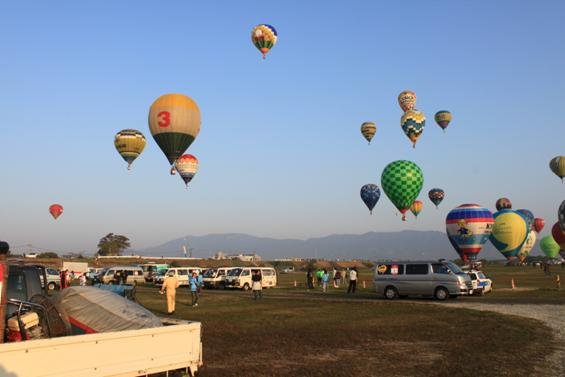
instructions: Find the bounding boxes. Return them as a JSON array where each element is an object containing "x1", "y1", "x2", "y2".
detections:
[
  {"x1": 224, "y1": 267, "x2": 277, "y2": 290},
  {"x1": 139, "y1": 263, "x2": 169, "y2": 282},
  {"x1": 374, "y1": 260, "x2": 473, "y2": 300},
  {"x1": 202, "y1": 267, "x2": 237, "y2": 288},
  {"x1": 99, "y1": 265, "x2": 145, "y2": 285},
  {"x1": 0, "y1": 255, "x2": 203, "y2": 376}
]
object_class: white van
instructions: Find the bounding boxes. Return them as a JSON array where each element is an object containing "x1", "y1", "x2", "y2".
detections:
[
  {"x1": 100, "y1": 266, "x2": 145, "y2": 285},
  {"x1": 161, "y1": 267, "x2": 203, "y2": 286},
  {"x1": 224, "y1": 267, "x2": 277, "y2": 290},
  {"x1": 374, "y1": 260, "x2": 473, "y2": 300},
  {"x1": 202, "y1": 267, "x2": 237, "y2": 289}
]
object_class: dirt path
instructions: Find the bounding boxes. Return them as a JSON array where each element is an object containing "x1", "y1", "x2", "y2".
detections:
[{"x1": 440, "y1": 302, "x2": 565, "y2": 377}]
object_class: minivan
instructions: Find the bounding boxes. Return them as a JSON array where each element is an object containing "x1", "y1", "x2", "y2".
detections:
[
  {"x1": 100, "y1": 266, "x2": 145, "y2": 285},
  {"x1": 224, "y1": 267, "x2": 277, "y2": 290},
  {"x1": 373, "y1": 260, "x2": 473, "y2": 300},
  {"x1": 202, "y1": 267, "x2": 237, "y2": 288},
  {"x1": 160, "y1": 267, "x2": 202, "y2": 286}
]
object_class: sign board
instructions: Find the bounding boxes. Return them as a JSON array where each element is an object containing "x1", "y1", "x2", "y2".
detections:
[
  {"x1": 377, "y1": 265, "x2": 387, "y2": 274},
  {"x1": 391, "y1": 264, "x2": 399, "y2": 275}
]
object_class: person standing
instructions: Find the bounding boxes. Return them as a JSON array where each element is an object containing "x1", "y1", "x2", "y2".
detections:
[
  {"x1": 60, "y1": 269, "x2": 68, "y2": 289},
  {"x1": 334, "y1": 269, "x2": 342, "y2": 287},
  {"x1": 79, "y1": 273, "x2": 87, "y2": 286},
  {"x1": 306, "y1": 269, "x2": 314, "y2": 290},
  {"x1": 347, "y1": 267, "x2": 358, "y2": 294},
  {"x1": 189, "y1": 271, "x2": 199, "y2": 307},
  {"x1": 251, "y1": 269, "x2": 263, "y2": 300},
  {"x1": 160, "y1": 271, "x2": 179, "y2": 315},
  {"x1": 321, "y1": 269, "x2": 330, "y2": 293}
]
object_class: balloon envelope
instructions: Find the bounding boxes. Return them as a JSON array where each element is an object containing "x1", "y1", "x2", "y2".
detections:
[
  {"x1": 517, "y1": 230, "x2": 537, "y2": 263},
  {"x1": 49, "y1": 204, "x2": 63, "y2": 220},
  {"x1": 533, "y1": 218, "x2": 545, "y2": 233},
  {"x1": 360, "y1": 122, "x2": 377, "y2": 144},
  {"x1": 489, "y1": 210, "x2": 529, "y2": 260},
  {"x1": 495, "y1": 198, "x2": 512, "y2": 211},
  {"x1": 559, "y1": 200, "x2": 565, "y2": 231},
  {"x1": 434, "y1": 111, "x2": 452, "y2": 131},
  {"x1": 148, "y1": 93, "x2": 201, "y2": 166},
  {"x1": 540, "y1": 235, "x2": 560, "y2": 258},
  {"x1": 360, "y1": 184, "x2": 381, "y2": 214},
  {"x1": 381, "y1": 160, "x2": 424, "y2": 221},
  {"x1": 174, "y1": 154, "x2": 199, "y2": 188},
  {"x1": 114, "y1": 129, "x2": 146, "y2": 170},
  {"x1": 549, "y1": 156, "x2": 565, "y2": 182},
  {"x1": 400, "y1": 110, "x2": 426, "y2": 148},
  {"x1": 551, "y1": 222, "x2": 565, "y2": 250},
  {"x1": 516, "y1": 209, "x2": 534, "y2": 231},
  {"x1": 410, "y1": 200, "x2": 423, "y2": 217},
  {"x1": 251, "y1": 24, "x2": 277, "y2": 59},
  {"x1": 445, "y1": 204, "x2": 494, "y2": 262},
  {"x1": 398, "y1": 91, "x2": 416, "y2": 112},
  {"x1": 428, "y1": 188, "x2": 445, "y2": 208}
]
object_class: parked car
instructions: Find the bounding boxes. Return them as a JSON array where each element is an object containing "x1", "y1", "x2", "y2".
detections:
[
  {"x1": 280, "y1": 266, "x2": 295, "y2": 274},
  {"x1": 466, "y1": 270, "x2": 492, "y2": 295}
]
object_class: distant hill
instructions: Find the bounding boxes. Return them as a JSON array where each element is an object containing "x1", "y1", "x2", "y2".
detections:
[{"x1": 135, "y1": 231, "x2": 525, "y2": 261}]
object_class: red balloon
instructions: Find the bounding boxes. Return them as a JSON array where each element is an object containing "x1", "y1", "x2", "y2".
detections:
[
  {"x1": 533, "y1": 218, "x2": 545, "y2": 233},
  {"x1": 49, "y1": 204, "x2": 64, "y2": 220},
  {"x1": 551, "y1": 222, "x2": 565, "y2": 250}
]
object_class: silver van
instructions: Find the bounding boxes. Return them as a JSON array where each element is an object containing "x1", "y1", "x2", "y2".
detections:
[{"x1": 373, "y1": 260, "x2": 473, "y2": 300}]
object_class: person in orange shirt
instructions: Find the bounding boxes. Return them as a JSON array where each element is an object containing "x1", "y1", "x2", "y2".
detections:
[{"x1": 160, "y1": 271, "x2": 180, "y2": 315}]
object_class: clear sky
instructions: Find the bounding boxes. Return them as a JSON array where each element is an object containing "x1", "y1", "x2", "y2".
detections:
[{"x1": 1, "y1": 1, "x2": 564, "y2": 254}]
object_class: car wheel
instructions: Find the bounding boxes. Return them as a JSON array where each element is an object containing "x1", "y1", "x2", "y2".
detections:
[
  {"x1": 384, "y1": 286, "x2": 398, "y2": 300},
  {"x1": 435, "y1": 287, "x2": 449, "y2": 301},
  {"x1": 47, "y1": 282, "x2": 56, "y2": 291},
  {"x1": 243, "y1": 283, "x2": 250, "y2": 291}
]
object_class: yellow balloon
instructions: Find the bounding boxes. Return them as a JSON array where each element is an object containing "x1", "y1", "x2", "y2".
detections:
[{"x1": 490, "y1": 210, "x2": 528, "y2": 259}]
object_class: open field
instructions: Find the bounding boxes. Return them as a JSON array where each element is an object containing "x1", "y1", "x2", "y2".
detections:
[{"x1": 135, "y1": 265, "x2": 564, "y2": 377}]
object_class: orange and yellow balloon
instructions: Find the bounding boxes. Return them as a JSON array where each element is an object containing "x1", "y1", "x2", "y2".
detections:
[
  {"x1": 360, "y1": 122, "x2": 377, "y2": 144},
  {"x1": 114, "y1": 129, "x2": 146, "y2": 170},
  {"x1": 398, "y1": 90, "x2": 416, "y2": 112},
  {"x1": 410, "y1": 200, "x2": 423, "y2": 218},
  {"x1": 251, "y1": 24, "x2": 277, "y2": 59}
]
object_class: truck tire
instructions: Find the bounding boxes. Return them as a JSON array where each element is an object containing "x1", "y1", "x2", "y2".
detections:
[
  {"x1": 47, "y1": 282, "x2": 57, "y2": 291},
  {"x1": 434, "y1": 287, "x2": 449, "y2": 301},
  {"x1": 384, "y1": 286, "x2": 398, "y2": 300},
  {"x1": 242, "y1": 283, "x2": 250, "y2": 291}
]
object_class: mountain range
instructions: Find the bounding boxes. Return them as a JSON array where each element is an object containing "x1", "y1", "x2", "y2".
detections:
[{"x1": 136, "y1": 231, "x2": 538, "y2": 261}]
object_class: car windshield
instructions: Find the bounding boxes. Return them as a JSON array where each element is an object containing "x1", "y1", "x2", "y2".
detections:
[
  {"x1": 477, "y1": 271, "x2": 487, "y2": 279},
  {"x1": 203, "y1": 269, "x2": 217, "y2": 277},
  {"x1": 446, "y1": 262, "x2": 464, "y2": 274},
  {"x1": 227, "y1": 268, "x2": 242, "y2": 276}
]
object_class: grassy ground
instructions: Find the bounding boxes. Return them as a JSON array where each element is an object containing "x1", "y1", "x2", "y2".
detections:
[{"x1": 135, "y1": 274, "x2": 562, "y2": 377}]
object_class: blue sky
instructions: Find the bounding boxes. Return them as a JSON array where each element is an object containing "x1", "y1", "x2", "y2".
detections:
[{"x1": 1, "y1": 1, "x2": 564, "y2": 255}]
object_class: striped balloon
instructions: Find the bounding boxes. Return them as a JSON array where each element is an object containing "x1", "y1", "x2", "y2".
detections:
[
  {"x1": 446, "y1": 204, "x2": 494, "y2": 263},
  {"x1": 400, "y1": 110, "x2": 426, "y2": 148},
  {"x1": 251, "y1": 24, "x2": 277, "y2": 59},
  {"x1": 174, "y1": 154, "x2": 199, "y2": 188},
  {"x1": 398, "y1": 90, "x2": 416, "y2": 112},
  {"x1": 360, "y1": 122, "x2": 377, "y2": 144}
]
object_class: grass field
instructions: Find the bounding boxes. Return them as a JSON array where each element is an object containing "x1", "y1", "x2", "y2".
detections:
[{"x1": 135, "y1": 264, "x2": 564, "y2": 377}]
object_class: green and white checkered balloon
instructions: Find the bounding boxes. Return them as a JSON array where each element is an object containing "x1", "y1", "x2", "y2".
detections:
[{"x1": 381, "y1": 160, "x2": 424, "y2": 220}]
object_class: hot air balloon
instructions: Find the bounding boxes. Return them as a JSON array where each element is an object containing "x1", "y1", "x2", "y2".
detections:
[
  {"x1": 410, "y1": 200, "x2": 423, "y2": 218},
  {"x1": 559, "y1": 200, "x2": 565, "y2": 231},
  {"x1": 549, "y1": 156, "x2": 565, "y2": 182},
  {"x1": 360, "y1": 184, "x2": 381, "y2": 215},
  {"x1": 381, "y1": 160, "x2": 424, "y2": 221},
  {"x1": 540, "y1": 235, "x2": 560, "y2": 258},
  {"x1": 445, "y1": 204, "x2": 494, "y2": 263},
  {"x1": 400, "y1": 110, "x2": 425, "y2": 148},
  {"x1": 49, "y1": 204, "x2": 64, "y2": 220},
  {"x1": 174, "y1": 154, "x2": 199, "y2": 188},
  {"x1": 251, "y1": 24, "x2": 277, "y2": 59},
  {"x1": 516, "y1": 209, "x2": 534, "y2": 231},
  {"x1": 428, "y1": 188, "x2": 445, "y2": 208},
  {"x1": 360, "y1": 122, "x2": 377, "y2": 144},
  {"x1": 148, "y1": 94, "x2": 201, "y2": 170},
  {"x1": 533, "y1": 218, "x2": 545, "y2": 233},
  {"x1": 434, "y1": 111, "x2": 452, "y2": 132},
  {"x1": 517, "y1": 230, "x2": 537, "y2": 263},
  {"x1": 114, "y1": 129, "x2": 146, "y2": 170},
  {"x1": 551, "y1": 222, "x2": 565, "y2": 251},
  {"x1": 495, "y1": 197, "x2": 512, "y2": 211},
  {"x1": 398, "y1": 90, "x2": 416, "y2": 112},
  {"x1": 489, "y1": 209, "x2": 529, "y2": 261}
]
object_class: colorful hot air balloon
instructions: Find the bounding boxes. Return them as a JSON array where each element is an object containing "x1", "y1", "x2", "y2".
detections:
[
  {"x1": 174, "y1": 154, "x2": 199, "y2": 188},
  {"x1": 540, "y1": 235, "x2": 561, "y2": 258},
  {"x1": 533, "y1": 218, "x2": 545, "y2": 233},
  {"x1": 434, "y1": 111, "x2": 452, "y2": 132},
  {"x1": 516, "y1": 209, "x2": 534, "y2": 231},
  {"x1": 489, "y1": 209, "x2": 529, "y2": 260},
  {"x1": 251, "y1": 24, "x2": 277, "y2": 59},
  {"x1": 400, "y1": 110, "x2": 425, "y2": 148},
  {"x1": 495, "y1": 197, "x2": 512, "y2": 211},
  {"x1": 559, "y1": 200, "x2": 565, "y2": 231},
  {"x1": 360, "y1": 122, "x2": 377, "y2": 144},
  {"x1": 398, "y1": 90, "x2": 416, "y2": 112},
  {"x1": 360, "y1": 184, "x2": 381, "y2": 215},
  {"x1": 517, "y1": 230, "x2": 537, "y2": 263},
  {"x1": 410, "y1": 200, "x2": 423, "y2": 218},
  {"x1": 551, "y1": 222, "x2": 565, "y2": 251},
  {"x1": 445, "y1": 204, "x2": 494, "y2": 263},
  {"x1": 49, "y1": 204, "x2": 64, "y2": 220},
  {"x1": 148, "y1": 94, "x2": 201, "y2": 169},
  {"x1": 428, "y1": 188, "x2": 445, "y2": 208},
  {"x1": 549, "y1": 156, "x2": 565, "y2": 182},
  {"x1": 114, "y1": 129, "x2": 146, "y2": 170},
  {"x1": 381, "y1": 160, "x2": 424, "y2": 221}
]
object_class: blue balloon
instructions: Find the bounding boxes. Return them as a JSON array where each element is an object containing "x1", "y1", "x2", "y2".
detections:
[{"x1": 360, "y1": 184, "x2": 381, "y2": 214}]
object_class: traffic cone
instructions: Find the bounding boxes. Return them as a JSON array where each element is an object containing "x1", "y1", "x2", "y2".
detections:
[{"x1": 511, "y1": 278, "x2": 516, "y2": 289}]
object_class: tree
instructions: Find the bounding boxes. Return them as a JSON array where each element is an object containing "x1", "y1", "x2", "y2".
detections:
[
  {"x1": 97, "y1": 233, "x2": 131, "y2": 256},
  {"x1": 38, "y1": 252, "x2": 59, "y2": 258}
]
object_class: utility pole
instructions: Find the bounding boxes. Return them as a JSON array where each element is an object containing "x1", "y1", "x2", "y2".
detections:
[{"x1": 0, "y1": 241, "x2": 10, "y2": 343}]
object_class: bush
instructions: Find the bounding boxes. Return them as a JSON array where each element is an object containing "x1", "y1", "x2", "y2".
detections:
[{"x1": 38, "y1": 252, "x2": 59, "y2": 258}]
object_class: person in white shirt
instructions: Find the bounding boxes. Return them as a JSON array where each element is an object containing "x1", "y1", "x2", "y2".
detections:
[{"x1": 347, "y1": 267, "x2": 358, "y2": 294}]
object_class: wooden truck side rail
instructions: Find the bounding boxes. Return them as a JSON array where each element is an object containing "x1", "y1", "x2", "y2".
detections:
[{"x1": 0, "y1": 320, "x2": 202, "y2": 377}]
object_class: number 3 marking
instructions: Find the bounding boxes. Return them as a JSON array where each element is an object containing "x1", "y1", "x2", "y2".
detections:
[{"x1": 157, "y1": 111, "x2": 171, "y2": 128}]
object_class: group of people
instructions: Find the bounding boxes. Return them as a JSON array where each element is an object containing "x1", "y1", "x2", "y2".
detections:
[
  {"x1": 60, "y1": 269, "x2": 87, "y2": 288},
  {"x1": 160, "y1": 270, "x2": 203, "y2": 315},
  {"x1": 306, "y1": 267, "x2": 358, "y2": 293}
]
